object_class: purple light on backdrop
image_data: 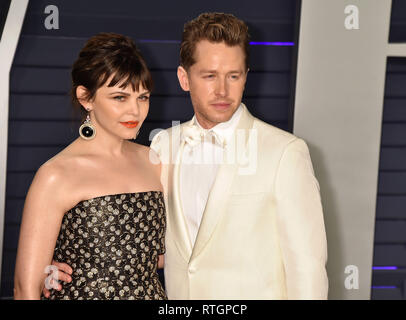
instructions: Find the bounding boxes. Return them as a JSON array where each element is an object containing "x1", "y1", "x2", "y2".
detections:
[
  {"x1": 137, "y1": 40, "x2": 295, "y2": 46},
  {"x1": 249, "y1": 41, "x2": 295, "y2": 46},
  {"x1": 372, "y1": 286, "x2": 397, "y2": 289},
  {"x1": 372, "y1": 266, "x2": 398, "y2": 270}
]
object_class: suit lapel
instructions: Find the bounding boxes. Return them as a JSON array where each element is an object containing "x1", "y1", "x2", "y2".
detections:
[
  {"x1": 190, "y1": 104, "x2": 255, "y2": 261},
  {"x1": 169, "y1": 122, "x2": 194, "y2": 261}
]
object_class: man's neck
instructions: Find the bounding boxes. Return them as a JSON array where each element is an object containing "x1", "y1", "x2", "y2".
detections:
[
  {"x1": 194, "y1": 104, "x2": 242, "y2": 130},
  {"x1": 194, "y1": 114, "x2": 216, "y2": 130}
]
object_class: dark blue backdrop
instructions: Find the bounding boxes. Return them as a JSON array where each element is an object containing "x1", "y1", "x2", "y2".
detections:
[
  {"x1": 1, "y1": 0, "x2": 298, "y2": 298},
  {"x1": 372, "y1": 0, "x2": 406, "y2": 298},
  {"x1": 2, "y1": 0, "x2": 406, "y2": 300}
]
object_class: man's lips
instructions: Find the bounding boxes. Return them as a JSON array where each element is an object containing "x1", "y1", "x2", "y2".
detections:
[
  {"x1": 211, "y1": 102, "x2": 232, "y2": 109},
  {"x1": 120, "y1": 121, "x2": 139, "y2": 128}
]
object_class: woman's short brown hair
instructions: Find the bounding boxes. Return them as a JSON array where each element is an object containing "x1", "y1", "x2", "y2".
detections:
[
  {"x1": 180, "y1": 12, "x2": 250, "y2": 71},
  {"x1": 71, "y1": 32, "x2": 153, "y2": 118}
]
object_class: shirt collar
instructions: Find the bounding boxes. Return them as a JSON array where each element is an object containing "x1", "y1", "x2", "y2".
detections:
[{"x1": 192, "y1": 103, "x2": 243, "y2": 144}]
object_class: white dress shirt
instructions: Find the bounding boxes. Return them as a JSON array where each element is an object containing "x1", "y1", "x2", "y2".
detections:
[{"x1": 180, "y1": 104, "x2": 243, "y2": 246}]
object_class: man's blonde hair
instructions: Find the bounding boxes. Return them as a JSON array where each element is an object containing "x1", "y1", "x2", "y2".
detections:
[{"x1": 180, "y1": 12, "x2": 250, "y2": 70}]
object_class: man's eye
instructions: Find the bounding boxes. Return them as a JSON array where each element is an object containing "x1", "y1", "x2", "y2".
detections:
[
  {"x1": 113, "y1": 96, "x2": 125, "y2": 101},
  {"x1": 204, "y1": 75, "x2": 215, "y2": 79},
  {"x1": 139, "y1": 95, "x2": 150, "y2": 101},
  {"x1": 230, "y1": 75, "x2": 240, "y2": 80}
]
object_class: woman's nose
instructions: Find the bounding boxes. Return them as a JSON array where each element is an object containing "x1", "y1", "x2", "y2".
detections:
[{"x1": 129, "y1": 99, "x2": 140, "y2": 115}]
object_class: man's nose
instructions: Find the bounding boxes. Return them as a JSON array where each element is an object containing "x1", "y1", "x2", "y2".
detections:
[{"x1": 215, "y1": 77, "x2": 227, "y2": 97}]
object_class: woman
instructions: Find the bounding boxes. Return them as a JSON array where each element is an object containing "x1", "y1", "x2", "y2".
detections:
[{"x1": 13, "y1": 33, "x2": 166, "y2": 300}]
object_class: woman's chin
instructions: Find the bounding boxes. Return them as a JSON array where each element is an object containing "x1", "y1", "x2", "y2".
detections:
[
  {"x1": 118, "y1": 126, "x2": 140, "y2": 140},
  {"x1": 95, "y1": 129, "x2": 138, "y2": 141},
  {"x1": 122, "y1": 132, "x2": 138, "y2": 140}
]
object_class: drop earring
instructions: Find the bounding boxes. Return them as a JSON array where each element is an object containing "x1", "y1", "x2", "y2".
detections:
[{"x1": 79, "y1": 113, "x2": 96, "y2": 140}]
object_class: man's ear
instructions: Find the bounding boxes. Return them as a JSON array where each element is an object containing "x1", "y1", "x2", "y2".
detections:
[
  {"x1": 177, "y1": 66, "x2": 190, "y2": 92},
  {"x1": 76, "y1": 86, "x2": 93, "y2": 111}
]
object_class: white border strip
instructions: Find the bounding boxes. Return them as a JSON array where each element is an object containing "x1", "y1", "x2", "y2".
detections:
[{"x1": 0, "y1": 0, "x2": 29, "y2": 289}]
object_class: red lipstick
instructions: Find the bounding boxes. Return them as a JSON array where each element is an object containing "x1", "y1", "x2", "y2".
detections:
[{"x1": 120, "y1": 121, "x2": 139, "y2": 128}]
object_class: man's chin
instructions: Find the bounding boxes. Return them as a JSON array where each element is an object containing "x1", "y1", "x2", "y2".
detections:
[
  {"x1": 209, "y1": 113, "x2": 235, "y2": 125},
  {"x1": 196, "y1": 105, "x2": 238, "y2": 127},
  {"x1": 216, "y1": 106, "x2": 238, "y2": 120}
]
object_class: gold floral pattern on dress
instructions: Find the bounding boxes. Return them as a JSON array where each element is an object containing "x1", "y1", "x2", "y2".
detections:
[{"x1": 44, "y1": 191, "x2": 166, "y2": 300}]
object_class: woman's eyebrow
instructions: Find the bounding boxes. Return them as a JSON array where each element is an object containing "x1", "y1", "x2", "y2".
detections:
[{"x1": 109, "y1": 91, "x2": 131, "y2": 96}]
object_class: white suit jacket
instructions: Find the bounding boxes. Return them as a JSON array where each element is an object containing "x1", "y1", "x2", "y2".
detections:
[{"x1": 150, "y1": 104, "x2": 328, "y2": 299}]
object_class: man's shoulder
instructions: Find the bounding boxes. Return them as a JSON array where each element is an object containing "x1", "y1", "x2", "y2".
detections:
[
  {"x1": 251, "y1": 118, "x2": 312, "y2": 166},
  {"x1": 150, "y1": 121, "x2": 190, "y2": 157},
  {"x1": 150, "y1": 121, "x2": 186, "y2": 144},
  {"x1": 252, "y1": 117, "x2": 298, "y2": 145}
]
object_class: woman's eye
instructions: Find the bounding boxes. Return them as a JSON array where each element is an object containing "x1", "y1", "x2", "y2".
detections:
[{"x1": 113, "y1": 96, "x2": 125, "y2": 101}]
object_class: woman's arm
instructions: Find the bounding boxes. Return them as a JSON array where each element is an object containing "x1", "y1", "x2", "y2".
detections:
[
  {"x1": 158, "y1": 254, "x2": 164, "y2": 269},
  {"x1": 148, "y1": 146, "x2": 165, "y2": 270},
  {"x1": 14, "y1": 163, "x2": 67, "y2": 300}
]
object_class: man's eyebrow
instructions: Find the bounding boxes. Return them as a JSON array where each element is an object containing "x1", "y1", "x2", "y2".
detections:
[{"x1": 199, "y1": 70, "x2": 243, "y2": 74}]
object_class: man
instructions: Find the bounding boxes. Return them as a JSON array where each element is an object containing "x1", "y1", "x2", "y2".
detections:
[
  {"x1": 44, "y1": 12, "x2": 328, "y2": 299},
  {"x1": 150, "y1": 12, "x2": 328, "y2": 299}
]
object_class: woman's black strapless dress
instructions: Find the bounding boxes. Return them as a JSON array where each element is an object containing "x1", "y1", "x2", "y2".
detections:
[{"x1": 44, "y1": 191, "x2": 166, "y2": 300}]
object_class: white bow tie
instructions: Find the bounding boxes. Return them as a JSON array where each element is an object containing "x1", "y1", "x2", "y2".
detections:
[{"x1": 181, "y1": 124, "x2": 226, "y2": 148}]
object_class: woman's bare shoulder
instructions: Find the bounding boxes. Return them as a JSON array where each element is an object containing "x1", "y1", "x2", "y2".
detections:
[
  {"x1": 31, "y1": 141, "x2": 86, "y2": 201},
  {"x1": 39, "y1": 142, "x2": 82, "y2": 177},
  {"x1": 35, "y1": 155, "x2": 70, "y2": 187},
  {"x1": 126, "y1": 141, "x2": 162, "y2": 189},
  {"x1": 127, "y1": 141, "x2": 161, "y2": 165},
  {"x1": 23, "y1": 156, "x2": 72, "y2": 215}
]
